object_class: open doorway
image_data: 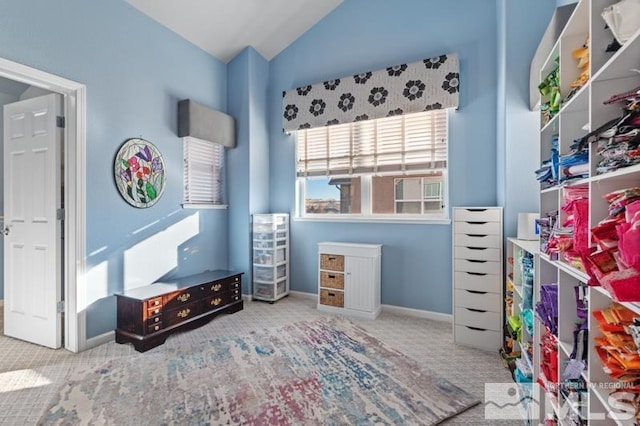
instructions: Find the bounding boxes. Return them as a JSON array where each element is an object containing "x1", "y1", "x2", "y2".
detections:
[{"x1": 0, "y1": 57, "x2": 86, "y2": 353}]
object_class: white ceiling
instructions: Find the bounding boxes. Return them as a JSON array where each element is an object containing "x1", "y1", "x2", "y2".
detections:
[{"x1": 126, "y1": 0, "x2": 343, "y2": 63}]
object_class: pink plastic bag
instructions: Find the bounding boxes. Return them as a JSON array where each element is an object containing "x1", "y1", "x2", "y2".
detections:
[
  {"x1": 618, "y1": 222, "x2": 640, "y2": 269},
  {"x1": 573, "y1": 198, "x2": 590, "y2": 251}
]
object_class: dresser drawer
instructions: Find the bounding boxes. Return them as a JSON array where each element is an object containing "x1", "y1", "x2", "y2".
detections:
[
  {"x1": 205, "y1": 293, "x2": 228, "y2": 310},
  {"x1": 147, "y1": 296, "x2": 163, "y2": 309},
  {"x1": 454, "y1": 233, "x2": 501, "y2": 248},
  {"x1": 147, "y1": 322, "x2": 163, "y2": 334},
  {"x1": 454, "y1": 271, "x2": 501, "y2": 293},
  {"x1": 207, "y1": 281, "x2": 226, "y2": 295},
  {"x1": 454, "y1": 246, "x2": 501, "y2": 261},
  {"x1": 165, "y1": 302, "x2": 203, "y2": 327},
  {"x1": 146, "y1": 315, "x2": 162, "y2": 327},
  {"x1": 205, "y1": 275, "x2": 241, "y2": 296},
  {"x1": 165, "y1": 287, "x2": 203, "y2": 310},
  {"x1": 229, "y1": 276, "x2": 241, "y2": 290},
  {"x1": 228, "y1": 286, "x2": 241, "y2": 299},
  {"x1": 454, "y1": 325, "x2": 501, "y2": 350},
  {"x1": 454, "y1": 259, "x2": 501, "y2": 275},
  {"x1": 454, "y1": 208, "x2": 501, "y2": 223},
  {"x1": 455, "y1": 289, "x2": 500, "y2": 311},
  {"x1": 454, "y1": 221, "x2": 501, "y2": 235},
  {"x1": 147, "y1": 305, "x2": 162, "y2": 317},
  {"x1": 455, "y1": 307, "x2": 501, "y2": 331},
  {"x1": 320, "y1": 271, "x2": 344, "y2": 290},
  {"x1": 229, "y1": 292, "x2": 241, "y2": 304}
]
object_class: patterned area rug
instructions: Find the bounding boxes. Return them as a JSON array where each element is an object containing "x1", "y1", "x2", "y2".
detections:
[{"x1": 41, "y1": 318, "x2": 479, "y2": 425}]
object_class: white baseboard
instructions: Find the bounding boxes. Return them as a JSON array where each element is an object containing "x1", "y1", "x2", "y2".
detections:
[
  {"x1": 242, "y1": 294, "x2": 253, "y2": 302},
  {"x1": 288, "y1": 290, "x2": 317, "y2": 301},
  {"x1": 382, "y1": 304, "x2": 452, "y2": 322},
  {"x1": 288, "y1": 290, "x2": 451, "y2": 322},
  {"x1": 0, "y1": 299, "x2": 4, "y2": 307},
  {"x1": 84, "y1": 330, "x2": 114, "y2": 349}
]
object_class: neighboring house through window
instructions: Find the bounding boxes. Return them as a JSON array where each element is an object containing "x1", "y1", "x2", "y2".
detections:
[{"x1": 295, "y1": 109, "x2": 449, "y2": 221}]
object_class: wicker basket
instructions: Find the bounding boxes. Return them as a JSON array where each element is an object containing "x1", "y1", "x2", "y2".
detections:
[
  {"x1": 320, "y1": 254, "x2": 344, "y2": 271},
  {"x1": 320, "y1": 289, "x2": 344, "y2": 307},
  {"x1": 320, "y1": 271, "x2": 344, "y2": 289}
]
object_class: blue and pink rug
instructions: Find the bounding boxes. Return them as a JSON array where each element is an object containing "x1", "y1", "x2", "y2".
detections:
[{"x1": 42, "y1": 318, "x2": 478, "y2": 425}]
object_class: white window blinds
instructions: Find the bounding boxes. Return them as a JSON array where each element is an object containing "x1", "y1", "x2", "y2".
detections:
[
  {"x1": 183, "y1": 137, "x2": 224, "y2": 204},
  {"x1": 296, "y1": 110, "x2": 447, "y2": 177}
]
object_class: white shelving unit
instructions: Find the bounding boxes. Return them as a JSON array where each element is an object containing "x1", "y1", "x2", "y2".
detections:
[
  {"x1": 532, "y1": 1, "x2": 640, "y2": 424},
  {"x1": 505, "y1": 238, "x2": 540, "y2": 426},
  {"x1": 252, "y1": 213, "x2": 290, "y2": 302}
]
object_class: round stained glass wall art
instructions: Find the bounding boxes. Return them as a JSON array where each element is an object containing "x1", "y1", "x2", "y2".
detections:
[{"x1": 114, "y1": 138, "x2": 165, "y2": 208}]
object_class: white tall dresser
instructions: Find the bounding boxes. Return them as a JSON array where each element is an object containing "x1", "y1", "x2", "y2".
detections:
[{"x1": 452, "y1": 207, "x2": 503, "y2": 350}]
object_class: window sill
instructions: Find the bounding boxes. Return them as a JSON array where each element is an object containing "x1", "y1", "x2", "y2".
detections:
[
  {"x1": 182, "y1": 203, "x2": 228, "y2": 210},
  {"x1": 294, "y1": 215, "x2": 451, "y2": 225}
]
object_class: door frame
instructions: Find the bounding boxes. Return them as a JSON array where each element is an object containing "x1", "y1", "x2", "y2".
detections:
[{"x1": 0, "y1": 56, "x2": 86, "y2": 353}]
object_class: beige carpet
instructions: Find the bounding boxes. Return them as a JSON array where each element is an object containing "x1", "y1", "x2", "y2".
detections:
[{"x1": 0, "y1": 295, "x2": 520, "y2": 425}]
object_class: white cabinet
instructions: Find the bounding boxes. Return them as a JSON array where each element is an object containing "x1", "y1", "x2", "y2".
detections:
[
  {"x1": 529, "y1": 1, "x2": 640, "y2": 423},
  {"x1": 317, "y1": 242, "x2": 382, "y2": 319},
  {"x1": 452, "y1": 207, "x2": 503, "y2": 350},
  {"x1": 252, "y1": 213, "x2": 289, "y2": 302}
]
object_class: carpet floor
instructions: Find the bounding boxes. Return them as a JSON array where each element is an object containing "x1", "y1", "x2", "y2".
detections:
[{"x1": 0, "y1": 295, "x2": 520, "y2": 425}]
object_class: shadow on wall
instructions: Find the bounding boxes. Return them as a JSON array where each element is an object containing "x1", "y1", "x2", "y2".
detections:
[{"x1": 82, "y1": 209, "x2": 227, "y2": 336}]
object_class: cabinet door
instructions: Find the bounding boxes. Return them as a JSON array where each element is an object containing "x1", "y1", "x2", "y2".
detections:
[{"x1": 344, "y1": 256, "x2": 376, "y2": 312}]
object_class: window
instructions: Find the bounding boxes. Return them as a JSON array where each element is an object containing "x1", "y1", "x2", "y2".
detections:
[
  {"x1": 183, "y1": 136, "x2": 225, "y2": 207},
  {"x1": 296, "y1": 109, "x2": 448, "y2": 221}
]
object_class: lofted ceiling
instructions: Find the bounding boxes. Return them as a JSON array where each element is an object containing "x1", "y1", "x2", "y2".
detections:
[{"x1": 125, "y1": 0, "x2": 343, "y2": 63}]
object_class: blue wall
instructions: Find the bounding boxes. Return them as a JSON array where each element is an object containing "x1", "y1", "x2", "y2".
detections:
[
  {"x1": 268, "y1": 0, "x2": 499, "y2": 313},
  {"x1": 0, "y1": 0, "x2": 229, "y2": 338},
  {"x1": 227, "y1": 47, "x2": 271, "y2": 294},
  {"x1": 497, "y1": 1, "x2": 556, "y2": 236}
]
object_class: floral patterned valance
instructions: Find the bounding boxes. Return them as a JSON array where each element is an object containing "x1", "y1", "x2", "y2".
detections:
[{"x1": 282, "y1": 53, "x2": 459, "y2": 132}]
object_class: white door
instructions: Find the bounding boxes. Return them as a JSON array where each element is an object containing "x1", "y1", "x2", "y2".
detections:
[
  {"x1": 3, "y1": 93, "x2": 62, "y2": 348},
  {"x1": 344, "y1": 256, "x2": 375, "y2": 312}
]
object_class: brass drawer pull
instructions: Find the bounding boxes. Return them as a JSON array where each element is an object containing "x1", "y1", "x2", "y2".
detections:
[
  {"x1": 177, "y1": 308, "x2": 191, "y2": 318},
  {"x1": 211, "y1": 297, "x2": 223, "y2": 306},
  {"x1": 151, "y1": 308, "x2": 160, "y2": 315},
  {"x1": 177, "y1": 293, "x2": 191, "y2": 302},
  {"x1": 211, "y1": 284, "x2": 222, "y2": 292}
]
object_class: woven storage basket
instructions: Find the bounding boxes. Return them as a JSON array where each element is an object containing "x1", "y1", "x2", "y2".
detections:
[
  {"x1": 320, "y1": 271, "x2": 344, "y2": 289},
  {"x1": 320, "y1": 254, "x2": 344, "y2": 271},
  {"x1": 320, "y1": 289, "x2": 344, "y2": 307}
]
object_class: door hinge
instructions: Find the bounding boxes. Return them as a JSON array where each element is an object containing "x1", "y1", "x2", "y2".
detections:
[
  {"x1": 57, "y1": 301, "x2": 65, "y2": 313},
  {"x1": 57, "y1": 208, "x2": 65, "y2": 220},
  {"x1": 56, "y1": 116, "x2": 65, "y2": 128}
]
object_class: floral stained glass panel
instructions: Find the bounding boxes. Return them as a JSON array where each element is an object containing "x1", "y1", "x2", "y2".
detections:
[{"x1": 114, "y1": 138, "x2": 165, "y2": 208}]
